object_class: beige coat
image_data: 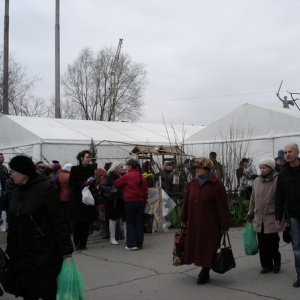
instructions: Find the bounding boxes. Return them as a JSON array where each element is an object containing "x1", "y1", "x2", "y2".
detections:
[{"x1": 248, "y1": 172, "x2": 284, "y2": 234}]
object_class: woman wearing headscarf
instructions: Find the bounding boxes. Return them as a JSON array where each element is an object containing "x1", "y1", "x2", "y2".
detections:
[
  {"x1": 5, "y1": 155, "x2": 73, "y2": 300},
  {"x1": 247, "y1": 158, "x2": 284, "y2": 274},
  {"x1": 68, "y1": 150, "x2": 96, "y2": 251},
  {"x1": 114, "y1": 159, "x2": 148, "y2": 250},
  {"x1": 100, "y1": 161, "x2": 126, "y2": 245},
  {"x1": 181, "y1": 157, "x2": 230, "y2": 285}
]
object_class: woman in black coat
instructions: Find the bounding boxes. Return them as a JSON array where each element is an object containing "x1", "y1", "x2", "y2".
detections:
[
  {"x1": 68, "y1": 150, "x2": 97, "y2": 251},
  {"x1": 6, "y1": 155, "x2": 73, "y2": 300},
  {"x1": 100, "y1": 161, "x2": 126, "y2": 245}
]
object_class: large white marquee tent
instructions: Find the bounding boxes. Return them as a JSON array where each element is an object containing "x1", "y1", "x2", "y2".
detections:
[
  {"x1": 0, "y1": 115, "x2": 204, "y2": 167},
  {"x1": 184, "y1": 103, "x2": 300, "y2": 164}
]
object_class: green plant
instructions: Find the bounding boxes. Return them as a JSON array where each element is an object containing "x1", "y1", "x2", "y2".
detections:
[
  {"x1": 228, "y1": 193, "x2": 249, "y2": 226},
  {"x1": 89, "y1": 138, "x2": 98, "y2": 160}
]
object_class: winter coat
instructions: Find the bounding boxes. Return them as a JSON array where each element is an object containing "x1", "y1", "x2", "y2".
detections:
[
  {"x1": 56, "y1": 170, "x2": 71, "y2": 202},
  {"x1": 100, "y1": 172, "x2": 125, "y2": 220},
  {"x1": 114, "y1": 169, "x2": 148, "y2": 202},
  {"x1": 181, "y1": 174, "x2": 230, "y2": 267},
  {"x1": 275, "y1": 159, "x2": 300, "y2": 221},
  {"x1": 248, "y1": 172, "x2": 283, "y2": 234},
  {"x1": 67, "y1": 164, "x2": 97, "y2": 222},
  {"x1": 5, "y1": 173, "x2": 73, "y2": 299}
]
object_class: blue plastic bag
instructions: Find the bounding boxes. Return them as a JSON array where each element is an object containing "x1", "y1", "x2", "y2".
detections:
[
  {"x1": 243, "y1": 221, "x2": 258, "y2": 255},
  {"x1": 56, "y1": 258, "x2": 84, "y2": 300}
]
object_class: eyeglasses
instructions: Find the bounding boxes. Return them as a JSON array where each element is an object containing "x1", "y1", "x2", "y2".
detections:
[{"x1": 195, "y1": 166, "x2": 205, "y2": 169}]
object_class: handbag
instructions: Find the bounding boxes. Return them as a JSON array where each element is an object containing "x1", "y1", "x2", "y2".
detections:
[
  {"x1": 283, "y1": 221, "x2": 292, "y2": 243},
  {"x1": 56, "y1": 258, "x2": 84, "y2": 300},
  {"x1": 243, "y1": 221, "x2": 258, "y2": 255},
  {"x1": 144, "y1": 202, "x2": 154, "y2": 234},
  {"x1": 82, "y1": 186, "x2": 95, "y2": 206},
  {"x1": 172, "y1": 227, "x2": 186, "y2": 266},
  {"x1": 212, "y1": 231, "x2": 236, "y2": 274},
  {"x1": 143, "y1": 213, "x2": 154, "y2": 234}
]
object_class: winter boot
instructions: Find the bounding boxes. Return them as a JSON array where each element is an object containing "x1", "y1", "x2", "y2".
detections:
[{"x1": 109, "y1": 219, "x2": 118, "y2": 245}]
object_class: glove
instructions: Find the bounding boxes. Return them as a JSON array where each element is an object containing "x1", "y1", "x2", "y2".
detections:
[{"x1": 84, "y1": 181, "x2": 91, "y2": 186}]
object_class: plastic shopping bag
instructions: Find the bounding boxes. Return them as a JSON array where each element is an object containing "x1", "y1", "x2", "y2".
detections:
[
  {"x1": 243, "y1": 221, "x2": 258, "y2": 255},
  {"x1": 56, "y1": 258, "x2": 84, "y2": 300},
  {"x1": 82, "y1": 186, "x2": 95, "y2": 206}
]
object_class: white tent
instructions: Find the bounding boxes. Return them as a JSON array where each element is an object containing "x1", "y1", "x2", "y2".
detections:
[
  {"x1": 0, "y1": 115, "x2": 204, "y2": 167},
  {"x1": 184, "y1": 103, "x2": 300, "y2": 164}
]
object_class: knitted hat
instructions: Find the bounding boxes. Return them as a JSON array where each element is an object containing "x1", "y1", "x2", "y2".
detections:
[
  {"x1": 258, "y1": 158, "x2": 275, "y2": 170},
  {"x1": 194, "y1": 157, "x2": 214, "y2": 170},
  {"x1": 126, "y1": 159, "x2": 139, "y2": 168},
  {"x1": 277, "y1": 149, "x2": 284, "y2": 157},
  {"x1": 9, "y1": 155, "x2": 36, "y2": 176},
  {"x1": 51, "y1": 163, "x2": 62, "y2": 173}
]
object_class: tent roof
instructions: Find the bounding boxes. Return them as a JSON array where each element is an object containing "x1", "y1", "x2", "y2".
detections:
[
  {"x1": 1, "y1": 115, "x2": 204, "y2": 146},
  {"x1": 185, "y1": 103, "x2": 300, "y2": 144}
]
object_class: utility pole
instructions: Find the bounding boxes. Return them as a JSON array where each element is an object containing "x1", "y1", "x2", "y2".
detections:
[
  {"x1": 109, "y1": 38, "x2": 123, "y2": 121},
  {"x1": 3, "y1": 0, "x2": 9, "y2": 115},
  {"x1": 55, "y1": 0, "x2": 61, "y2": 118}
]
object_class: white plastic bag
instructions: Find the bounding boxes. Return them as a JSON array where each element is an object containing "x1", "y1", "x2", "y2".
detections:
[{"x1": 82, "y1": 187, "x2": 95, "y2": 206}]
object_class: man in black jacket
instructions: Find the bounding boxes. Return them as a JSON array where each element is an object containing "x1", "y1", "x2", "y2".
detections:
[{"x1": 275, "y1": 144, "x2": 300, "y2": 288}]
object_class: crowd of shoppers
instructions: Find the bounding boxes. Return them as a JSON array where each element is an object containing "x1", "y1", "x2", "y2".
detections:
[{"x1": 0, "y1": 143, "x2": 299, "y2": 296}]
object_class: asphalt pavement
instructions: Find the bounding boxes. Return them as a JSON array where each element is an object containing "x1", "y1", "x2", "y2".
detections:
[{"x1": 0, "y1": 226, "x2": 299, "y2": 300}]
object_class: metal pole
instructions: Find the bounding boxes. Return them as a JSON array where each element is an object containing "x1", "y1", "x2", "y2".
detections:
[
  {"x1": 3, "y1": 0, "x2": 9, "y2": 114},
  {"x1": 55, "y1": 0, "x2": 61, "y2": 118}
]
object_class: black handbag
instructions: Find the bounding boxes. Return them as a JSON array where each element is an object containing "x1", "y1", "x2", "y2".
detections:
[
  {"x1": 212, "y1": 231, "x2": 236, "y2": 274},
  {"x1": 143, "y1": 213, "x2": 154, "y2": 233},
  {"x1": 283, "y1": 221, "x2": 292, "y2": 243},
  {"x1": 172, "y1": 227, "x2": 186, "y2": 266}
]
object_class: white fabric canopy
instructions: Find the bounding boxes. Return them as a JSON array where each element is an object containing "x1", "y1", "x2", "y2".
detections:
[
  {"x1": 0, "y1": 115, "x2": 204, "y2": 166},
  {"x1": 184, "y1": 103, "x2": 300, "y2": 164}
]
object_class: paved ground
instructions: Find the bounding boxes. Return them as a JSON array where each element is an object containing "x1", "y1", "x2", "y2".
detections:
[{"x1": 0, "y1": 226, "x2": 299, "y2": 300}]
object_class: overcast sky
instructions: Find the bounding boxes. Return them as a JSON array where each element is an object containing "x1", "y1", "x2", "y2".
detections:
[{"x1": 1, "y1": 0, "x2": 300, "y2": 126}]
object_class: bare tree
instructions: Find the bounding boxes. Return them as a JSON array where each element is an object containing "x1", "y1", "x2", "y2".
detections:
[
  {"x1": 208, "y1": 120, "x2": 254, "y2": 192},
  {"x1": 61, "y1": 47, "x2": 147, "y2": 121},
  {"x1": 0, "y1": 49, "x2": 49, "y2": 116}
]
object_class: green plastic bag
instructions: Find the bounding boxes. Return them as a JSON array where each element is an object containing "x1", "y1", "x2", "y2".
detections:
[
  {"x1": 56, "y1": 258, "x2": 84, "y2": 300},
  {"x1": 243, "y1": 221, "x2": 258, "y2": 255}
]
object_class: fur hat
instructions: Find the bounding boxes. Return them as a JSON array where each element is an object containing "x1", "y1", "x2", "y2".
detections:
[
  {"x1": 194, "y1": 157, "x2": 214, "y2": 170},
  {"x1": 258, "y1": 158, "x2": 275, "y2": 170},
  {"x1": 9, "y1": 155, "x2": 36, "y2": 176},
  {"x1": 62, "y1": 163, "x2": 73, "y2": 172}
]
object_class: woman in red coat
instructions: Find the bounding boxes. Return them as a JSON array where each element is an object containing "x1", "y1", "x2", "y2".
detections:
[{"x1": 181, "y1": 157, "x2": 230, "y2": 285}]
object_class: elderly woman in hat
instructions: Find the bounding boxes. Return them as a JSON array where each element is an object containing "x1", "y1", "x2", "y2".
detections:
[
  {"x1": 5, "y1": 155, "x2": 73, "y2": 300},
  {"x1": 181, "y1": 157, "x2": 230, "y2": 285},
  {"x1": 114, "y1": 159, "x2": 148, "y2": 251},
  {"x1": 247, "y1": 158, "x2": 284, "y2": 274}
]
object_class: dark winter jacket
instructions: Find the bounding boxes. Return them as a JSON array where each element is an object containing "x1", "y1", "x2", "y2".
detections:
[
  {"x1": 275, "y1": 159, "x2": 300, "y2": 221},
  {"x1": 181, "y1": 174, "x2": 230, "y2": 267},
  {"x1": 5, "y1": 173, "x2": 73, "y2": 298},
  {"x1": 100, "y1": 172, "x2": 125, "y2": 220},
  {"x1": 67, "y1": 164, "x2": 97, "y2": 222}
]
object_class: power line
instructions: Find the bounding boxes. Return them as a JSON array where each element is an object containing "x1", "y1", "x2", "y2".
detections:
[{"x1": 147, "y1": 89, "x2": 300, "y2": 103}]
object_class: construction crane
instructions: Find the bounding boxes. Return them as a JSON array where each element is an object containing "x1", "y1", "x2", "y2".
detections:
[{"x1": 109, "y1": 38, "x2": 123, "y2": 121}]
